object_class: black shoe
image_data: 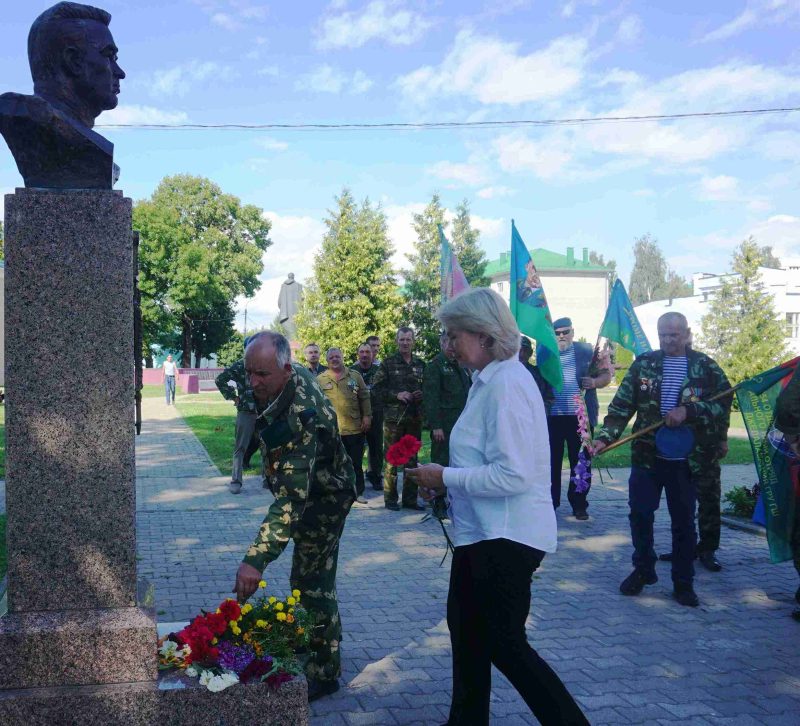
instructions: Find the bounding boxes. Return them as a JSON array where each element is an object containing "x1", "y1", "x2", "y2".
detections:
[
  {"x1": 672, "y1": 583, "x2": 699, "y2": 607},
  {"x1": 307, "y1": 678, "x2": 340, "y2": 702},
  {"x1": 385, "y1": 502, "x2": 400, "y2": 511},
  {"x1": 574, "y1": 510, "x2": 589, "y2": 521},
  {"x1": 794, "y1": 585, "x2": 800, "y2": 606},
  {"x1": 792, "y1": 609, "x2": 800, "y2": 622},
  {"x1": 371, "y1": 483, "x2": 383, "y2": 491},
  {"x1": 698, "y1": 551, "x2": 722, "y2": 572},
  {"x1": 402, "y1": 503, "x2": 425, "y2": 511},
  {"x1": 658, "y1": 552, "x2": 673, "y2": 561},
  {"x1": 619, "y1": 569, "x2": 657, "y2": 596}
]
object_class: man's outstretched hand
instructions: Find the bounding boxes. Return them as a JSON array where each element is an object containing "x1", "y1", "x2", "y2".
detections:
[{"x1": 234, "y1": 562, "x2": 262, "y2": 603}]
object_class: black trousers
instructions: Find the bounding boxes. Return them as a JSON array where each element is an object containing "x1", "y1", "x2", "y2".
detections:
[
  {"x1": 342, "y1": 433, "x2": 366, "y2": 496},
  {"x1": 446, "y1": 538, "x2": 588, "y2": 726},
  {"x1": 365, "y1": 411, "x2": 384, "y2": 487},
  {"x1": 548, "y1": 415, "x2": 591, "y2": 512}
]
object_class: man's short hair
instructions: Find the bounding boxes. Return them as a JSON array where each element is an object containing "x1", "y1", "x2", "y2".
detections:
[
  {"x1": 304, "y1": 342, "x2": 320, "y2": 350},
  {"x1": 29, "y1": 2, "x2": 112, "y2": 87},
  {"x1": 366, "y1": 335, "x2": 380, "y2": 344},
  {"x1": 326, "y1": 347, "x2": 342, "y2": 358},
  {"x1": 357, "y1": 343, "x2": 372, "y2": 352},
  {"x1": 246, "y1": 331, "x2": 291, "y2": 367},
  {"x1": 396, "y1": 326, "x2": 414, "y2": 340},
  {"x1": 658, "y1": 312, "x2": 689, "y2": 330}
]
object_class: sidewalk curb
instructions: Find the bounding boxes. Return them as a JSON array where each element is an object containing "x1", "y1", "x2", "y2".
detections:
[{"x1": 721, "y1": 514, "x2": 766, "y2": 538}]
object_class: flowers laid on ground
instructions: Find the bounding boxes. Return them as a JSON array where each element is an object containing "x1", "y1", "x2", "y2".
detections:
[
  {"x1": 572, "y1": 393, "x2": 592, "y2": 494},
  {"x1": 157, "y1": 581, "x2": 312, "y2": 692},
  {"x1": 385, "y1": 434, "x2": 422, "y2": 466}
]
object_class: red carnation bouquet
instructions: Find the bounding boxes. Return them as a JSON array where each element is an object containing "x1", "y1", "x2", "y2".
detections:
[{"x1": 386, "y1": 434, "x2": 422, "y2": 467}]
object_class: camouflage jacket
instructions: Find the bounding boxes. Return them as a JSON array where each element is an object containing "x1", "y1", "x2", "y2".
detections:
[
  {"x1": 371, "y1": 351, "x2": 426, "y2": 422},
  {"x1": 422, "y1": 353, "x2": 471, "y2": 430},
  {"x1": 215, "y1": 359, "x2": 256, "y2": 413},
  {"x1": 595, "y1": 349, "x2": 731, "y2": 473},
  {"x1": 350, "y1": 362, "x2": 382, "y2": 416},
  {"x1": 242, "y1": 363, "x2": 356, "y2": 572},
  {"x1": 776, "y1": 364, "x2": 800, "y2": 437}
]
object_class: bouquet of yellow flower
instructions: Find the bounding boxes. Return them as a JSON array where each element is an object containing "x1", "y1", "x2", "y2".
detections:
[{"x1": 157, "y1": 582, "x2": 313, "y2": 692}]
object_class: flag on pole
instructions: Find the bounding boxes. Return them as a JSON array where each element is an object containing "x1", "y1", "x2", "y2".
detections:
[
  {"x1": 509, "y1": 220, "x2": 563, "y2": 390},
  {"x1": 599, "y1": 279, "x2": 652, "y2": 356},
  {"x1": 735, "y1": 357, "x2": 800, "y2": 563},
  {"x1": 439, "y1": 225, "x2": 470, "y2": 303}
]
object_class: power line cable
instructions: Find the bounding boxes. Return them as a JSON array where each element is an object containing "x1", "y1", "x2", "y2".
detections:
[{"x1": 98, "y1": 106, "x2": 800, "y2": 131}]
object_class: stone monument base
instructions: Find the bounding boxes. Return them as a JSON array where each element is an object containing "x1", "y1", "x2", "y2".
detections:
[{"x1": 0, "y1": 672, "x2": 309, "y2": 725}]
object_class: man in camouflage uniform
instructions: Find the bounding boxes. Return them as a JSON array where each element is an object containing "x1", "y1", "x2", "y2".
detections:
[
  {"x1": 593, "y1": 312, "x2": 730, "y2": 607},
  {"x1": 233, "y1": 332, "x2": 356, "y2": 701},
  {"x1": 351, "y1": 342, "x2": 383, "y2": 490},
  {"x1": 423, "y1": 332, "x2": 471, "y2": 466},
  {"x1": 216, "y1": 355, "x2": 258, "y2": 494},
  {"x1": 774, "y1": 363, "x2": 800, "y2": 621},
  {"x1": 372, "y1": 326, "x2": 426, "y2": 511}
]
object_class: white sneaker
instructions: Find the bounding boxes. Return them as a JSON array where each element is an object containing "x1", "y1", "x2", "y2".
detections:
[{"x1": 354, "y1": 496, "x2": 368, "y2": 506}]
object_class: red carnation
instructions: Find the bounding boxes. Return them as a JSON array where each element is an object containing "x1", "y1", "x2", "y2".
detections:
[
  {"x1": 219, "y1": 598, "x2": 242, "y2": 622},
  {"x1": 203, "y1": 612, "x2": 228, "y2": 637},
  {"x1": 386, "y1": 435, "x2": 422, "y2": 466}
]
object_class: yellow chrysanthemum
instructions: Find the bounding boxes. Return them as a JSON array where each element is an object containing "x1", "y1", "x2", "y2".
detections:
[
  {"x1": 268, "y1": 596, "x2": 277, "y2": 604},
  {"x1": 258, "y1": 580, "x2": 267, "y2": 589},
  {"x1": 215, "y1": 608, "x2": 221, "y2": 614},
  {"x1": 275, "y1": 602, "x2": 284, "y2": 611},
  {"x1": 231, "y1": 625, "x2": 241, "y2": 635},
  {"x1": 276, "y1": 612, "x2": 287, "y2": 622},
  {"x1": 287, "y1": 597, "x2": 296, "y2": 606},
  {"x1": 292, "y1": 589, "x2": 301, "y2": 599},
  {"x1": 288, "y1": 608, "x2": 294, "y2": 614},
  {"x1": 286, "y1": 614, "x2": 295, "y2": 624},
  {"x1": 296, "y1": 627, "x2": 305, "y2": 635},
  {"x1": 256, "y1": 619, "x2": 267, "y2": 628},
  {"x1": 241, "y1": 604, "x2": 253, "y2": 614}
]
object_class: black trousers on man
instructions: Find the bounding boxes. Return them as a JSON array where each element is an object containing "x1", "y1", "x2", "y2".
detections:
[
  {"x1": 446, "y1": 538, "x2": 588, "y2": 726},
  {"x1": 364, "y1": 411, "x2": 384, "y2": 489},
  {"x1": 342, "y1": 433, "x2": 366, "y2": 497},
  {"x1": 548, "y1": 415, "x2": 591, "y2": 513}
]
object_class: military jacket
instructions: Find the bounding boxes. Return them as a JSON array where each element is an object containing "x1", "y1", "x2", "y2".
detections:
[
  {"x1": 215, "y1": 359, "x2": 256, "y2": 413},
  {"x1": 243, "y1": 363, "x2": 356, "y2": 572},
  {"x1": 596, "y1": 349, "x2": 731, "y2": 473},
  {"x1": 371, "y1": 351, "x2": 426, "y2": 422},
  {"x1": 776, "y1": 364, "x2": 800, "y2": 436},
  {"x1": 317, "y1": 368, "x2": 372, "y2": 436},
  {"x1": 422, "y1": 353, "x2": 471, "y2": 430},
  {"x1": 350, "y1": 363, "x2": 382, "y2": 415}
]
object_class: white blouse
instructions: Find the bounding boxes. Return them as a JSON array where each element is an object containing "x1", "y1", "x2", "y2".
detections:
[{"x1": 442, "y1": 357, "x2": 557, "y2": 552}]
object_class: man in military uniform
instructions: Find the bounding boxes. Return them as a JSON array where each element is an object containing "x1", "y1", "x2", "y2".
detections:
[
  {"x1": 519, "y1": 336, "x2": 554, "y2": 413},
  {"x1": 318, "y1": 347, "x2": 372, "y2": 504},
  {"x1": 351, "y1": 342, "x2": 383, "y2": 490},
  {"x1": 216, "y1": 354, "x2": 258, "y2": 494},
  {"x1": 423, "y1": 332, "x2": 471, "y2": 466},
  {"x1": 592, "y1": 312, "x2": 730, "y2": 607},
  {"x1": 303, "y1": 342, "x2": 327, "y2": 375},
  {"x1": 233, "y1": 332, "x2": 356, "y2": 701},
  {"x1": 372, "y1": 326, "x2": 426, "y2": 511}
]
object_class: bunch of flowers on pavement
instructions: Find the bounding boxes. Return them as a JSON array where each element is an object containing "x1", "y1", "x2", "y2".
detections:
[{"x1": 157, "y1": 582, "x2": 312, "y2": 692}]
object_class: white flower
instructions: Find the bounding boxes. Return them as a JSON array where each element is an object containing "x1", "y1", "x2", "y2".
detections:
[
  {"x1": 199, "y1": 670, "x2": 213, "y2": 687},
  {"x1": 185, "y1": 666, "x2": 198, "y2": 678},
  {"x1": 206, "y1": 672, "x2": 239, "y2": 692},
  {"x1": 158, "y1": 640, "x2": 178, "y2": 658}
]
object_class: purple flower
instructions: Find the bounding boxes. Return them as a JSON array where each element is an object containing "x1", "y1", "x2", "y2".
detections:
[
  {"x1": 217, "y1": 641, "x2": 256, "y2": 674},
  {"x1": 571, "y1": 449, "x2": 592, "y2": 494}
]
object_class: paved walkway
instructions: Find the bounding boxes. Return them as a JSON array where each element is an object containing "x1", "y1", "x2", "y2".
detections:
[{"x1": 134, "y1": 397, "x2": 800, "y2": 725}]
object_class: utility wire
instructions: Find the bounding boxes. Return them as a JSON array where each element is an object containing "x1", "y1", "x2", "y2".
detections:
[{"x1": 98, "y1": 106, "x2": 800, "y2": 131}]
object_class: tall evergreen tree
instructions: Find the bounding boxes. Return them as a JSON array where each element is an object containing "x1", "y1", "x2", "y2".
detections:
[
  {"x1": 699, "y1": 238, "x2": 790, "y2": 383},
  {"x1": 295, "y1": 189, "x2": 402, "y2": 361},
  {"x1": 628, "y1": 233, "x2": 692, "y2": 305},
  {"x1": 403, "y1": 194, "x2": 447, "y2": 359},
  {"x1": 450, "y1": 199, "x2": 490, "y2": 287}
]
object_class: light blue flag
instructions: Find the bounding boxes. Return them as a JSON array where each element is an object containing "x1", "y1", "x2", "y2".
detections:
[{"x1": 599, "y1": 279, "x2": 652, "y2": 356}]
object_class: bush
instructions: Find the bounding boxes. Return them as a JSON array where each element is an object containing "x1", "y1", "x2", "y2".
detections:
[{"x1": 723, "y1": 484, "x2": 759, "y2": 518}]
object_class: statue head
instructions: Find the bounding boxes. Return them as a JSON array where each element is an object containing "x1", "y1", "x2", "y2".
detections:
[
  {"x1": 28, "y1": 2, "x2": 125, "y2": 128},
  {"x1": 287, "y1": 272, "x2": 295, "y2": 282}
]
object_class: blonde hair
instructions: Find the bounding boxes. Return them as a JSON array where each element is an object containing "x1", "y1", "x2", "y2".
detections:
[{"x1": 437, "y1": 288, "x2": 520, "y2": 361}]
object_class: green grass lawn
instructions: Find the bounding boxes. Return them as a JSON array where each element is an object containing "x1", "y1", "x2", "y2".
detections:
[{"x1": 0, "y1": 514, "x2": 6, "y2": 582}]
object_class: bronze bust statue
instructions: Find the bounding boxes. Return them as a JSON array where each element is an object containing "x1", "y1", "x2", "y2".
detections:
[{"x1": 0, "y1": 2, "x2": 125, "y2": 189}]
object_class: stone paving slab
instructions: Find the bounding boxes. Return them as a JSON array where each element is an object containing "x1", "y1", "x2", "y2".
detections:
[{"x1": 132, "y1": 398, "x2": 799, "y2": 723}]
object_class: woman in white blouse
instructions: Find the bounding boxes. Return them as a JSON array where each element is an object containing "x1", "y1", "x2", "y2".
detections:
[{"x1": 406, "y1": 288, "x2": 587, "y2": 726}]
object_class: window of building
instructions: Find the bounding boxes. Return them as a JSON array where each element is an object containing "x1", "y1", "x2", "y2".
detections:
[
  {"x1": 787, "y1": 312, "x2": 800, "y2": 339},
  {"x1": 497, "y1": 281, "x2": 504, "y2": 293}
]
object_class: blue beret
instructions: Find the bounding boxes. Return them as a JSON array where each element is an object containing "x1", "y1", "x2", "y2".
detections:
[{"x1": 552, "y1": 317, "x2": 572, "y2": 329}]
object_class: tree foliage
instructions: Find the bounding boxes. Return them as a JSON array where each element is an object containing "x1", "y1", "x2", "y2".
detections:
[
  {"x1": 133, "y1": 175, "x2": 271, "y2": 366},
  {"x1": 589, "y1": 250, "x2": 617, "y2": 286},
  {"x1": 450, "y1": 199, "x2": 490, "y2": 287},
  {"x1": 294, "y1": 189, "x2": 402, "y2": 362},
  {"x1": 628, "y1": 234, "x2": 692, "y2": 305},
  {"x1": 758, "y1": 245, "x2": 782, "y2": 269},
  {"x1": 699, "y1": 238, "x2": 790, "y2": 383},
  {"x1": 216, "y1": 330, "x2": 245, "y2": 368}
]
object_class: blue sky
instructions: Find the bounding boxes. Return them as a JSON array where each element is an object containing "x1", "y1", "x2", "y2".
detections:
[{"x1": 2, "y1": 0, "x2": 799, "y2": 330}]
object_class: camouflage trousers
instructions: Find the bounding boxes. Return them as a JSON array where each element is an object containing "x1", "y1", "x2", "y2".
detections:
[
  {"x1": 695, "y1": 460, "x2": 721, "y2": 554},
  {"x1": 383, "y1": 416, "x2": 423, "y2": 506},
  {"x1": 288, "y1": 489, "x2": 354, "y2": 682}
]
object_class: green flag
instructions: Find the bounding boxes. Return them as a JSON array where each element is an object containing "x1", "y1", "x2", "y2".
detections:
[{"x1": 509, "y1": 221, "x2": 562, "y2": 390}]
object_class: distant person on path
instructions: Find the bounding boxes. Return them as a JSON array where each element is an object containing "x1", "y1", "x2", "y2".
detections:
[
  {"x1": 406, "y1": 288, "x2": 588, "y2": 726},
  {"x1": 592, "y1": 312, "x2": 730, "y2": 607},
  {"x1": 303, "y1": 342, "x2": 327, "y2": 376},
  {"x1": 546, "y1": 317, "x2": 612, "y2": 520},
  {"x1": 162, "y1": 354, "x2": 177, "y2": 405},
  {"x1": 372, "y1": 326, "x2": 426, "y2": 511},
  {"x1": 215, "y1": 355, "x2": 258, "y2": 495},
  {"x1": 519, "y1": 335, "x2": 554, "y2": 413},
  {"x1": 233, "y1": 332, "x2": 356, "y2": 702},
  {"x1": 351, "y1": 342, "x2": 383, "y2": 491},
  {"x1": 423, "y1": 331, "x2": 471, "y2": 466},
  {"x1": 774, "y1": 363, "x2": 800, "y2": 621},
  {"x1": 318, "y1": 347, "x2": 372, "y2": 505}
]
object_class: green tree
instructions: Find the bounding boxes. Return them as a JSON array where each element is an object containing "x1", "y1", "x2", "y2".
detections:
[
  {"x1": 699, "y1": 238, "x2": 790, "y2": 383},
  {"x1": 628, "y1": 234, "x2": 691, "y2": 305},
  {"x1": 758, "y1": 245, "x2": 782, "y2": 269},
  {"x1": 216, "y1": 330, "x2": 245, "y2": 368},
  {"x1": 403, "y1": 194, "x2": 448, "y2": 358},
  {"x1": 450, "y1": 199, "x2": 490, "y2": 287},
  {"x1": 589, "y1": 250, "x2": 617, "y2": 286},
  {"x1": 133, "y1": 175, "x2": 271, "y2": 366},
  {"x1": 295, "y1": 189, "x2": 402, "y2": 362}
]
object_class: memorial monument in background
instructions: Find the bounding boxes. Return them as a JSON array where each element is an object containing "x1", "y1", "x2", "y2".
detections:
[{"x1": 278, "y1": 271, "x2": 303, "y2": 341}]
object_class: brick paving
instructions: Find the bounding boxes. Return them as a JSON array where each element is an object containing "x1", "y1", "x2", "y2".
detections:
[{"x1": 132, "y1": 396, "x2": 800, "y2": 725}]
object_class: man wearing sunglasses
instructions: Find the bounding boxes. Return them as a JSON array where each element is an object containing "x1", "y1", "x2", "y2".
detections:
[{"x1": 547, "y1": 317, "x2": 612, "y2": 520}]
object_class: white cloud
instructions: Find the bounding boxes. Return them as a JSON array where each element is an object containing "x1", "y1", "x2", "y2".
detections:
[
  {"x1": 427, "y1": 161, "x2": 488, "y2": 187},
  {"x1": 211, "y1": 12, "x2": 240, "y2": 30},
  {"x1": 700, "y1": 0, "x2": 799, "y2": 43},
  {"x1": 396, "y1": 29, "x2": 589, "y2": 106},
  {"x1": 698, "y1": 175, "x2": 740, "y2": 201},
  {"x1": 561, "y1": 0, "x2": 601, "y2": 19},
  {"x1": 759, "y1": 130, "x2": 800, "y2": 161},
  {"x1": 616, "y1": 15, "x2": 642, "y2": 44},
  {"x1": 493, "y1": 132, "x2": 574, "y2": 179},
  {"x1": 98, "y1": 105, "x2": 189, "y2": 126},
  {"x1": 257, "y1": 65, "x2": 279, "y2": 77},
  {"x1": 747, "y1": 214, "x2": 800, "y2": 262},
  {"x1": 148, "y1": 62, "x2": 234, "y2": 98},
  {"x1": 194, "y1": 0, "x2": 269, "y2": 31},
  {"x1": 477, "y1": 186, "x2": 514, "y2": 199},
  {"x1": 316, "y1": 1, "x2": 432, "y2": 50},
  {"x1": 297, "y1": 65, "x2": 373, "y2": 94},
  {"x1": 255, "y1": 137, "x2": 289, "y2": 151}
]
